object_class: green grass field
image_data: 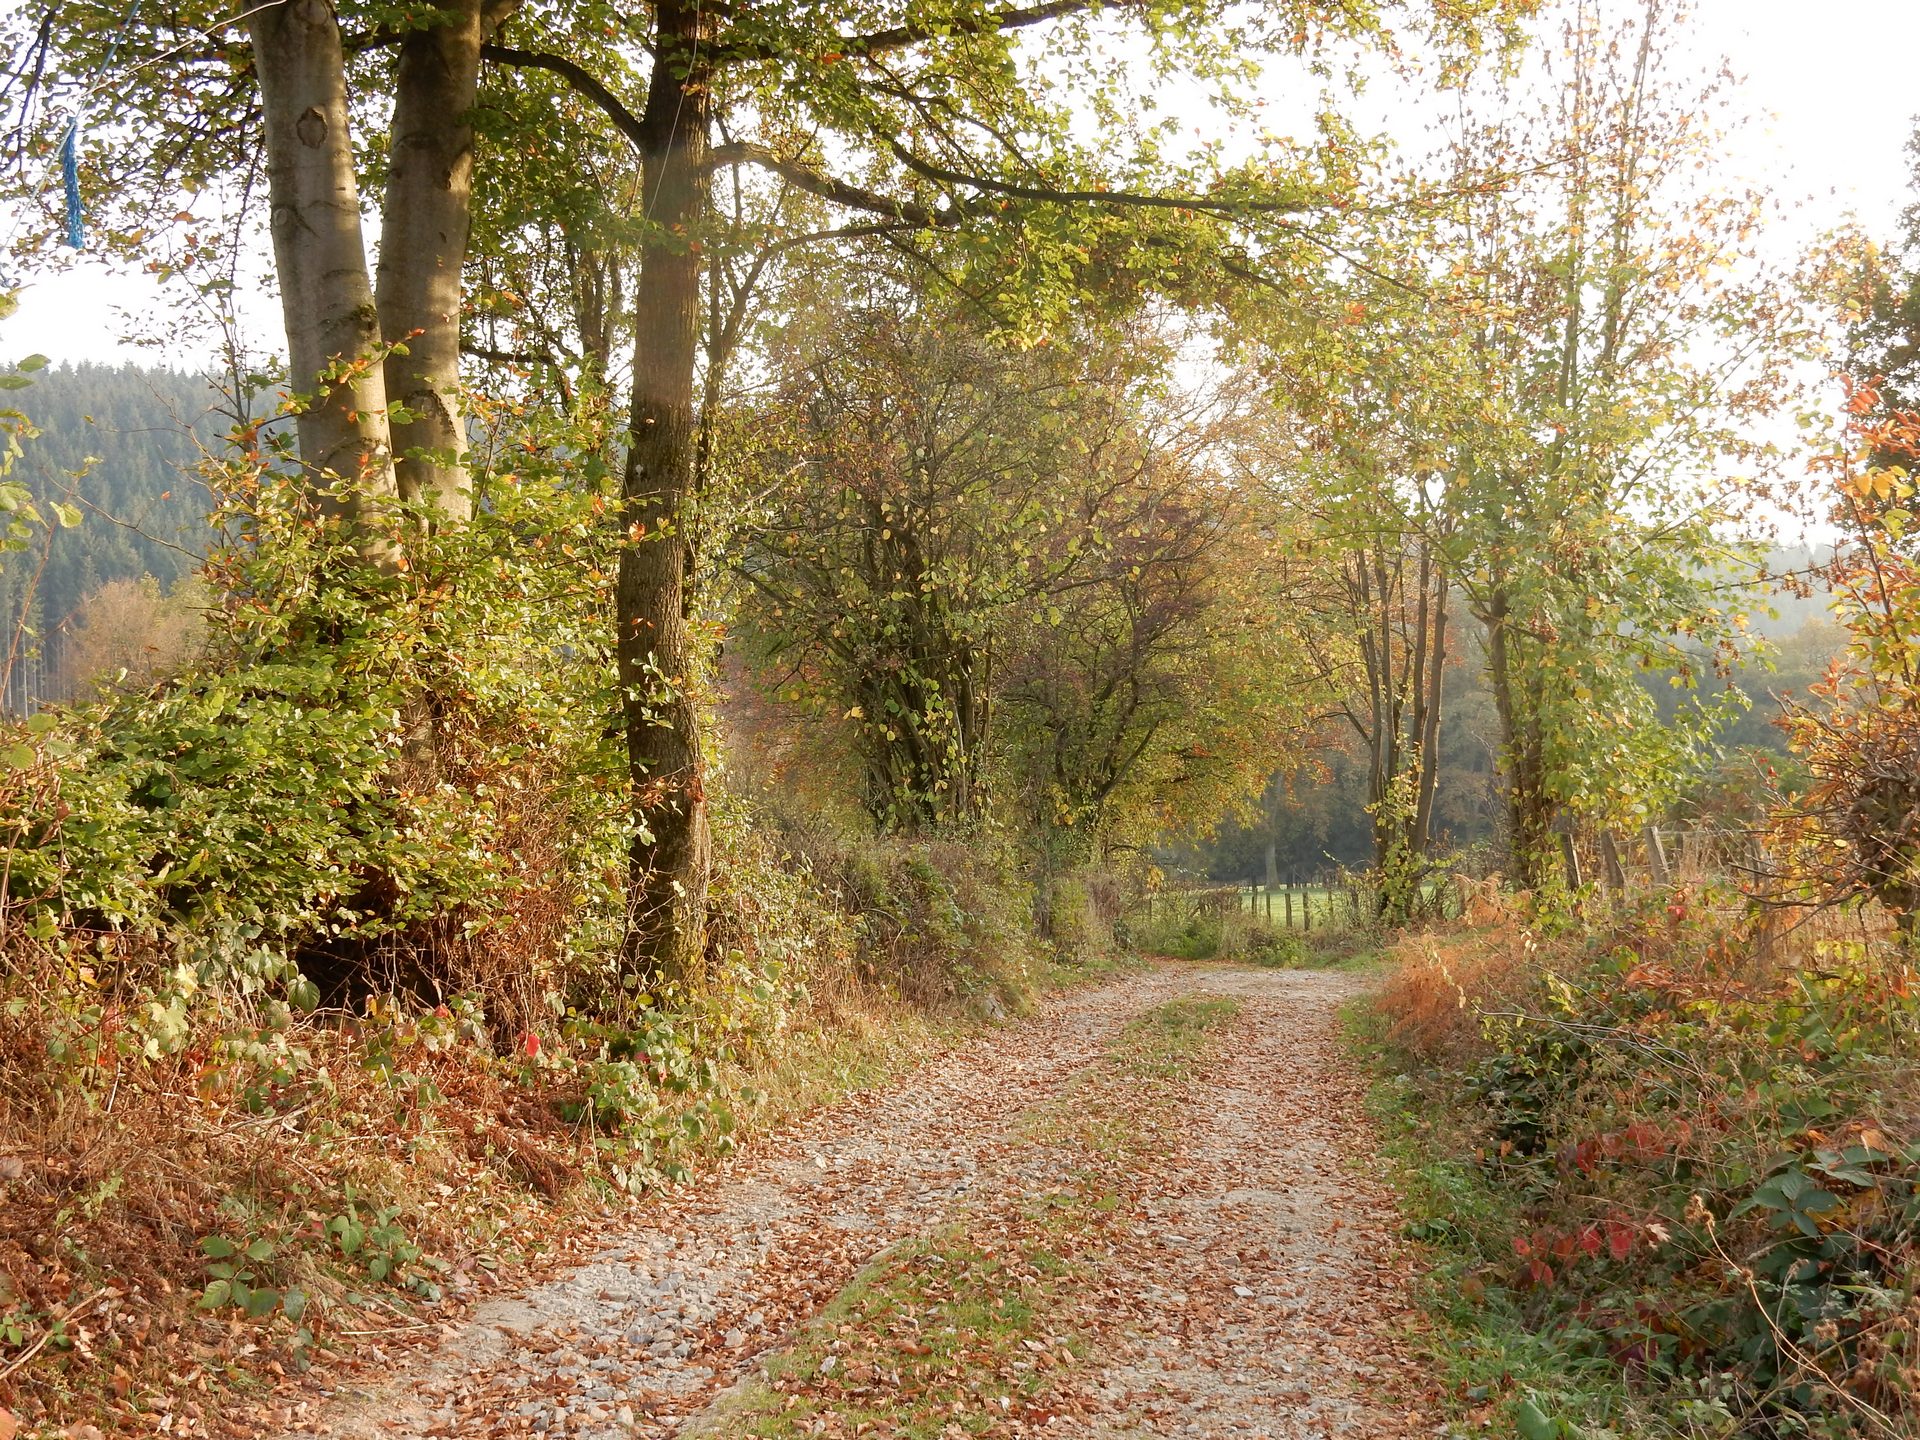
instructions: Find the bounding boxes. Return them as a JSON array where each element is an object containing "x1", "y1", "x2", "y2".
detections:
[
  {"x1": 1234, "y1": 881, "x2": 1452, "y2": 928},
  {"x1": 1238, "y1": 885, "x2": 1337, "y2": 928}
]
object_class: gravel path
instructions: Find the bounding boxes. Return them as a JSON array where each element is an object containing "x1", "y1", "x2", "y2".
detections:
[
  {"x1": 1076, "y1": 970, "x2": 1436, "y2": 1438},
  {"x1": 268, "y1": 963, "x2": 1434, "y2": 1439}
]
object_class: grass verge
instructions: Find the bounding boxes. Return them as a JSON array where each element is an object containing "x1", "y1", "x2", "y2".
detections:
[
  {"x1": 1, "y1": 965, "x2": 1089, "y2": 1438},
  {"x1": 1342, "y1": 999, "x2": 1650, "y2": 1440}
]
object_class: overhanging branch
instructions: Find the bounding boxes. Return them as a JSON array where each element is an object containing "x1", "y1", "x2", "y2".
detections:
[
  {"x1": 480, "y1": 43, "x2": 647, "y2": 149},
  {"x1": 705, "y1": 142, "x2": 943, "y2": 225},
  {"x1": 885, "y1": 138, "x2": 1311, "y2": 218},
  {"x1": 715, "y1": 0, "x2": 1128, "y2": 64},
  {"x1": 837, "y1": 0, "x2": 1105, "y2": 58}
]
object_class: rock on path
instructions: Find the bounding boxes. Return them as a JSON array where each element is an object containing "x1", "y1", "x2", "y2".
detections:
[{"x1": 268, "y1": 963, "x2": 1436, "y2": 1439}]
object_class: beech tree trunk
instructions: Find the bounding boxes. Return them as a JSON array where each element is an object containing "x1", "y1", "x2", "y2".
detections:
[
  {"x1": 617, "y1": 0, "x2": 715, "y2": 985},
  {"x1": 376, "y1": 0, "x2": 508, "y2": 523},
  {"x1": 248, "y1": 0, "x2": 396, "y2": 525}
]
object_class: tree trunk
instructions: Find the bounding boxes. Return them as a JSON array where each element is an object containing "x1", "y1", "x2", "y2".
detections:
[
  {"x1": 617, "y1": 0, "x2": 715, "y2": 986},
  {"x1": 248, "y1": 0, "x2": 396, "y2": 525},
  {"x1": 1484, "y1": 586, "x2": 1554, "y2": 890},
  {"x1": 1410, "y1": 549, "x2": 1447, "y2": 856},
  {"x1": 375, "y1": 0, "x2": 507, "y2": 524}
]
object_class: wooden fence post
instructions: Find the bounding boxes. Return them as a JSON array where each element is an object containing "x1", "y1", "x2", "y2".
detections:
[
  {"x1": 1600, "y1": 830, "x2": 1627, "y2": 892},
  {"x1": 1644, "y1": 824, "x2": 1670, "y2": 886}
]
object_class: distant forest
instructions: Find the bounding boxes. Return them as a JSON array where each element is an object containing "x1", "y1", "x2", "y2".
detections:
[
  {"x1": 0, "y1": 364, "x2": 224, "y2": 712},
  {"x1": 1178, "y1": 564, "x2": 1846, "y2": 885}
]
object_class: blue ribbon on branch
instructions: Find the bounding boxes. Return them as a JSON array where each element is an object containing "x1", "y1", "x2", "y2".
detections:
[{"x1": 58, "y1": 120, "x2": 82, "y2": 249}]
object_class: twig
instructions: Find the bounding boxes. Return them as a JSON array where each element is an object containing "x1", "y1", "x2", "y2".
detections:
[
  {"x1": 1700, "y1": 1212, "x2": 1905, "y2": 1438},
  {"x1": 0, "y1": 1287, "x2": 108, "y2": 1382},
  {"x1": 1472, "y1": 1008, "x2": 1703, "y2": 1072}
]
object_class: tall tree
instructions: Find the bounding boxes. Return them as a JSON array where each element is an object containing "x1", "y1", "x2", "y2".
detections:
[
  {"x1": 379, "y1": 0, "x2": 516, "y2": 522},
  {"x1": 1263, "y1": 0, "x2": 1811, "y2": 889},
  {"x1": 246, "y1": 0, "x2": 397, "y2": 535},
  {"x1": 528, "y1": 0, "x2": 1531, "y2": 978},
  {"x1": 7, "y1": 0, "x2": 1529, "y2": 979},
  {"x1": 1438, "y1": 0, "x2": 1799, "y2": 887}
]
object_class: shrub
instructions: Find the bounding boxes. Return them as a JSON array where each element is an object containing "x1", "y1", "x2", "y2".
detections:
[
  {"x1": 1035, "y1": 867, "x2": 1126, "y2": 965},
  {"x1": 1375, "y1": 891, "x2": 1920, "y2": 1436}
]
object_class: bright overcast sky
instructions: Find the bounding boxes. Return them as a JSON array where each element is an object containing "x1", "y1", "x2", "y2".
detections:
[{"x1": 4, "y1": 0, "x2": 1919, "y2": 368}]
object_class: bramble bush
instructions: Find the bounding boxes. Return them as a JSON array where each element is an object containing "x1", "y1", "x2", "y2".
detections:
[{"x1": 1380, "y1": 891, "x2": 1920, "y2": 1437}]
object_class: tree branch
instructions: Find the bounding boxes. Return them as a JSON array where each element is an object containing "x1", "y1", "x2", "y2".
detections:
[
  {"x1": 705, "y1": 141, "x2": 943, "y2": 225},
  {"x1": 884, "y1": 138, "x2": 1310, "y2": 217},
  {"x1": 715, "y1": 0, "x2": 1132, "y2": 65},
  {"x1": 480, "y1": 43, "x2": 647, "y2": 149},
  {"x1": 838, "y1": 0, "x2": 1104, "y2": 58}
]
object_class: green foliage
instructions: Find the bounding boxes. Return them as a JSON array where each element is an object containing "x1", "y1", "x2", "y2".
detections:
[
  {"x1": 2, "y1": 408, "x2": 630, "y2": 982},
  {"x1": 1130, "y1": 904, "x2": 1228, "y2": 961},
  {"x1": 1124, "y1": 892, "x2": 1318, "y2": 965},
  {"x1": 13, "y1": 661, "x2": 452, "y2": 934},
  {"x1": 325, "y1": 1197, "x2": 441, "y2": 1295},
  {"x1": 831, "y1": 834, "x2": 1037, "y2": 1011},
  {"x1": 550, "y1": 1006, "x2": 748, "y2": 1188},
  {"x1": 1249, "y1": 3, "x2": 1814, "y2": 890},
  {"x1": 733, "y1": 285, "x2": 1301, "y2": 851},
  {"x1": 198, "y1": 1233, "x2": 299, "y2": 1321}
]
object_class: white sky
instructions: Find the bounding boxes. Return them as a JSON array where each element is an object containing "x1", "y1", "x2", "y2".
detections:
[{"x1": 4, "y1": 0, "x2": 1919, "y2": 368}]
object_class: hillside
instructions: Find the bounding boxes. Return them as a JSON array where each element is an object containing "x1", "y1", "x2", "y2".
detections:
[{"x1": 0, "y1": 363, "x2": 223, "y2": 713}]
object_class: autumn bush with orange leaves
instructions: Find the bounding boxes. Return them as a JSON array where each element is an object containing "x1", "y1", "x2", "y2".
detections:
[
  {"x1": 1366, "y1": 380, "x2": 1920, "y2": 1438},
  {"x1": 1772, "y1": 384, "x2": 1920, "y2": 939},
  {"x1": 1376, "y1": 887, "x2": 1920, "y2": 1438}
]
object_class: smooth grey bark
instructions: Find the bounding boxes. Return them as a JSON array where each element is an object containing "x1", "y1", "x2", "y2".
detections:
[
  {"x1": 248, "y1": 0, "x2": 396, "y2": 526},
  {"x1": 376, "y1": 0, "x2": 519, "y2": 523}
]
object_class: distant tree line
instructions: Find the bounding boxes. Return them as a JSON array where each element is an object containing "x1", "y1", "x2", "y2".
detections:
[{"x1": 0, "y1": 363, "x2": 222, "y2": 712}]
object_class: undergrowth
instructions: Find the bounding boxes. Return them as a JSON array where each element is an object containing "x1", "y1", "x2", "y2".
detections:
[
  {"x1": 0, "y1": 460, "x2": 1146, "y2": 1433},
  {"x1": 1123, "y1": 889, "x2": 1382, "y2": 971},
  {"x1": 1360, "y1": 892, "x2": 1920, "y2": 1439}
]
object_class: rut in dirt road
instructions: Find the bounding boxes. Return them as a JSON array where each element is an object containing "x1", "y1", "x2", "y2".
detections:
[{"x1": 266, "y1": 964, "x2": 1434, "y2": 1439}]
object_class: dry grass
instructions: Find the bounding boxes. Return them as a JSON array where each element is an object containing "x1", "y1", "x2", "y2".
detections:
[
  {"x1": 1376, "y1": 922, "x2": 1537, "y2": 1062},
  {"x1": 0, "y1": 918, "x2": 1021, "y2": 1435}
]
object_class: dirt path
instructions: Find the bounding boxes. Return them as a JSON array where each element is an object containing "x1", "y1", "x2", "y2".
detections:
[{"x1": 266, "y1": 964, "x2": 1434, "y2": 1439}]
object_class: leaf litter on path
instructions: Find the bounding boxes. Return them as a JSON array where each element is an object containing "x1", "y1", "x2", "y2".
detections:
[{"x1": 255, "y1": 965, "x2": 1437, "y2": 1440}]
